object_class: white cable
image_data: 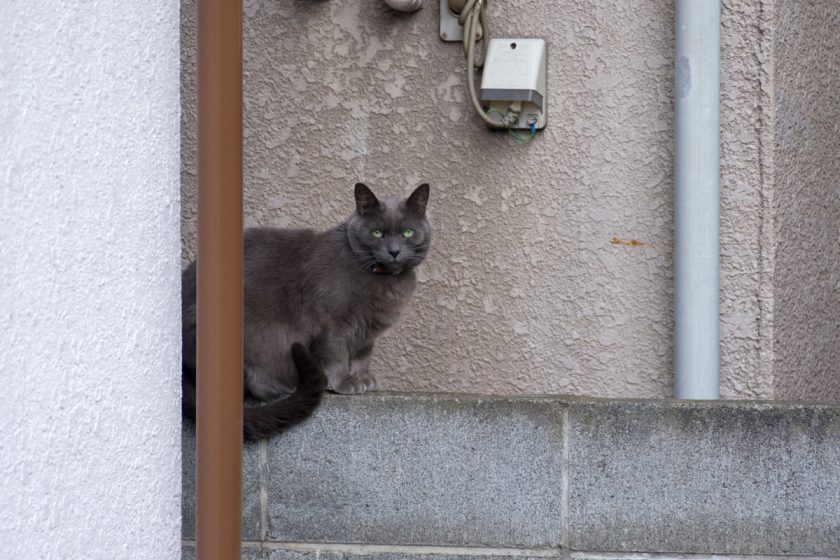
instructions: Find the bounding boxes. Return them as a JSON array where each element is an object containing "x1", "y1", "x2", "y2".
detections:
[{"x1": 460, "y1": 0, "x2": 512, "y2": 129}]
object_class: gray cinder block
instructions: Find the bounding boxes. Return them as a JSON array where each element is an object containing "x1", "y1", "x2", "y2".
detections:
[
  {"x1": 259, "y1": 549, "x2": 561, "y2": 560},
  {"x1": 263, "y1": 393, "x2": 565, "y2": 547},
  {"x1": 181, "y1": 421, "x2": 262, "y2": 540},
  {"x1": 567, "y1": 400, "x2": 840, "y2": 555}
]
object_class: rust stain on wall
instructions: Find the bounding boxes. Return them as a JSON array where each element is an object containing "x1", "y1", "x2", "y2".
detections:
[{"x1": 610, "y1": 237, "x2": 646, "y2": 248}]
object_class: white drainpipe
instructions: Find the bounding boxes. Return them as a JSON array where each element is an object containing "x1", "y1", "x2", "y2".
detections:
[{"x1": 674, "y1": 0, "x2": 720, "y2": 399}]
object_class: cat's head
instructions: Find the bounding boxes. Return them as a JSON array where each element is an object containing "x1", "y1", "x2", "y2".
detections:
[{"x1": 346, "y1": 183, "x2": 431, "y2": 276}]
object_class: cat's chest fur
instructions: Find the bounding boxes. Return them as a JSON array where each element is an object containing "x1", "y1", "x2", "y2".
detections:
[{"x1": 338, "y1": 266, "x2": 416, "y2": 339}]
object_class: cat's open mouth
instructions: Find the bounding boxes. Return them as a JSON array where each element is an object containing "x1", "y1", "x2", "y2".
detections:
[{"x1": 372, "y1": 263, "x2": 404, "y2": 276}]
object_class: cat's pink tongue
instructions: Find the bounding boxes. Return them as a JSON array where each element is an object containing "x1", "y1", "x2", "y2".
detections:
[{"x1": 373, "y1": 264, "x2": 388, "y2": 274}]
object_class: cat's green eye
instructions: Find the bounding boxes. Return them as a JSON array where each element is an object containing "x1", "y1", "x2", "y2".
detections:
[
  {"x1": 402, "y1": 228, "x2": 415, "y2": 238},
  {"x1": 371, "y1": 230, "x2": 384, "y2": 238}
]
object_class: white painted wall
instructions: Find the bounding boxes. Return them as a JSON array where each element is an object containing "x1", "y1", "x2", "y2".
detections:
[{"x1": 0, "y1": 2, "x2": 182, "y2": 559}]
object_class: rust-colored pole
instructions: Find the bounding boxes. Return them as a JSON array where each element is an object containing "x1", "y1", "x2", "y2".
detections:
[{"x1": 196, "y1": 0, "x2": 243, "y2": 557}]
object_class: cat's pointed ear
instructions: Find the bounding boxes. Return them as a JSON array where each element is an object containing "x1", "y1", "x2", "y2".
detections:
[
  {"x1": 406, "y1": 183, "x2": 429, "y2": 216},
  {"x1": 355, "y1": 183, "x2": 380, "y2": 216}
]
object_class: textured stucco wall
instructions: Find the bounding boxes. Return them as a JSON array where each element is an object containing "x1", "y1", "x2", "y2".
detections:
[
  {"x1": 772, "y1": 2, "x2": 840, "y2": 401},
  {"x1": 718, "y1": 0, "x2": 775, "y2": 398},
  {"x1": 0, "y1": 2, "x2": 182, "y2": 559},
  {"x1": 181, "y1": 0, "x2": 773, "y2": 398}
]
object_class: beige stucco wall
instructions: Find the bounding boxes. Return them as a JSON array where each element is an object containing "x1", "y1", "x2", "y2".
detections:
[
  {"x1": 181, "y1": 0, "x2": 777, "y2": 398},
  {"x1": 772, "y1": 2, "x2": 840, "y2": 401}
]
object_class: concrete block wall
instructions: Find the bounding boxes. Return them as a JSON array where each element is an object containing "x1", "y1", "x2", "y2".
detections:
[{"x1": 182, "y1": 394, "x2": 840, "y2": 559}]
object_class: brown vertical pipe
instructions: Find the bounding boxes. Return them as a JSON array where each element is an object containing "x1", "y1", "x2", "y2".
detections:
[{"x1": 196, "y1": 0, "x2": 243, "y2": 558}]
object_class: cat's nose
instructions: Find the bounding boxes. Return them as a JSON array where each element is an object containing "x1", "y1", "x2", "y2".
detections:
[{"x1": 388, "y1": 249, "x2": 400, "y2": 258}]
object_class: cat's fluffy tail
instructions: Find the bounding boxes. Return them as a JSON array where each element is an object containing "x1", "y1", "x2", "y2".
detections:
[
  {"x1": 181, "y1": 343, "x2": 328, "y2": 441},
  {"x1": 243, "y1": 344, "x2": 327, "y2": 440}
]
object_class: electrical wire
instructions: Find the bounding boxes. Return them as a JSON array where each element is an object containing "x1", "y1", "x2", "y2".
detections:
[
  {"x1": 510, "y1": 122, "x2": 537, "y2": 143},
  {"x1": 459, "y1": 0, "x2": 538, "y2": 140},
  {"x1": 458, "y1": 0, "x2": 487, "y2": 66},
  {"x1": 487, "y1": 108, "x2": 537, "y2": 143},
  {"x1": 459, "y1": 0, "x2": 511, "y2": 129}
]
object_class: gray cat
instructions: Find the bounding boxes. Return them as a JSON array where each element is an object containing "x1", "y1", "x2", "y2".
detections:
[{"x1": 182, "y1": 182, "x2": 431, "y2": 439}]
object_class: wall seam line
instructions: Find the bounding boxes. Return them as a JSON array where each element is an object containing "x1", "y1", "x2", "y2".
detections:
[
  {"x1": 756, "y1": 0, "x2": 777, "y2": 399},
  {"x1": 241, "y1": 541, "x2": 563, "y2": 556},
  {"x1": 260, "y1": 438, "x2": 269, "y2": 546},
  {"x1": 181, "y1": 539, "x2": 840, "y2": 559},
  {"x1": 560, "y1": 406, "x2": 570, "y2": 552}
]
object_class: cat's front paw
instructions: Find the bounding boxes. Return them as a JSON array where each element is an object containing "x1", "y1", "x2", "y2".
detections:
[
  {"x1": 358, "y1": 372, "x2": 378, "y2": 392},
  {"x1": 330, "y1": 374, "x2": 378, "y2": 395}
]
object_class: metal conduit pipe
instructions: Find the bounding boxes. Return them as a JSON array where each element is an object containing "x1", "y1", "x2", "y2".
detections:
[
  {"x1": 196, "y1": 0, "x2": 244, "y2": 557},
  {"x1": 674, "y1": 0, "x2": 720, "y2": 399}
]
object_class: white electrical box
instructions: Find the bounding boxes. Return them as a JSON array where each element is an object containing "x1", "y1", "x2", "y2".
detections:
[{"x1": 479, "y1": 38, "x2": 547, "y2": 130}]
